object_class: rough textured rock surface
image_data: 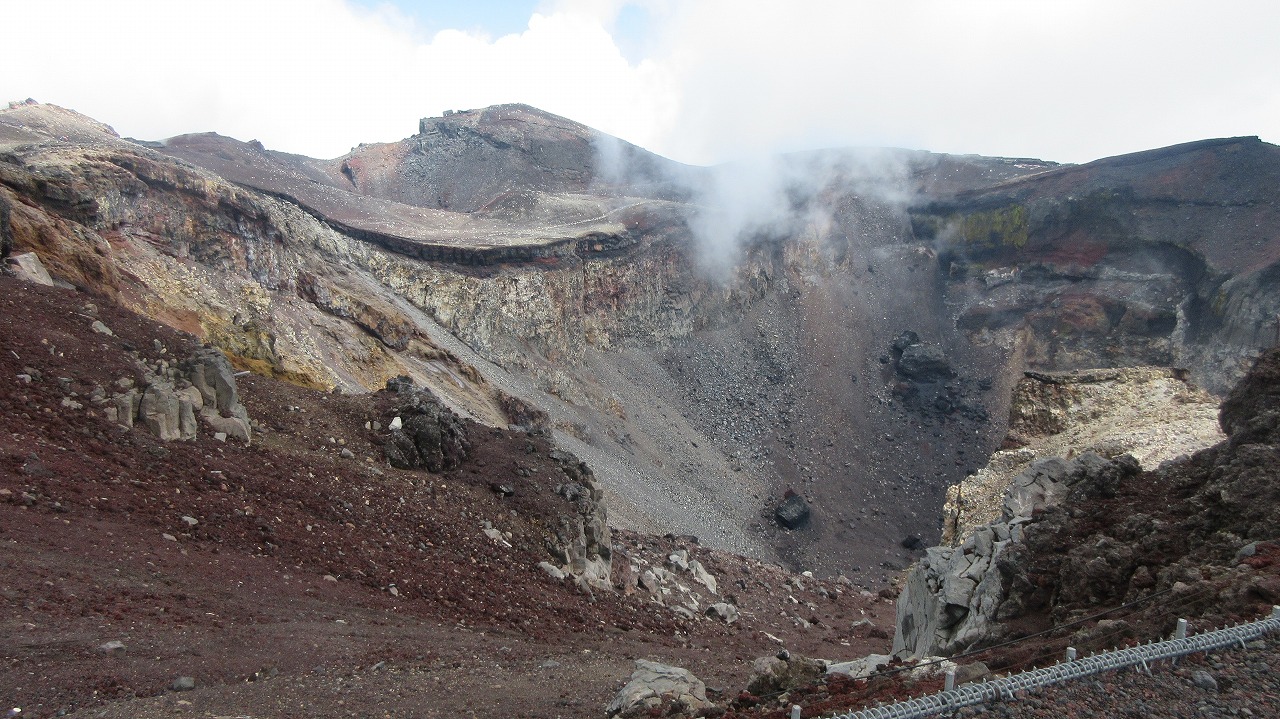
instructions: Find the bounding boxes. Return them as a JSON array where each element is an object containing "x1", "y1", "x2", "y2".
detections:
[
  {"x1": 893, "y1": 452, "x2": 1140, "y2": 658},
  {"x1": 383, "y1": 386, "x2": 470, "y2": 473},
  {"x1": 6, "y1": 100, "x2": 1280, "y2": 582},
  {"x1": 895, "y1": 348, "x2": 1280, "y2": 663},
  {"x1": 546, "y1": 449, "x2": 614, "y2": 588},
  {"x1": 605, "y1": 660, "x2": 712, "y2": 718},
  {"x1": 942, "y1": 367, "x2": 1223, "y2": 542},
  {"x1": 745, "y1": 653, "x2": 828, "y2": 696}
]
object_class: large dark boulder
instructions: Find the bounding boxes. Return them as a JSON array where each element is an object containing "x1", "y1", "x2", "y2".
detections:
[
  {"x1": 384, "y1": 389, "x2": 470, "y2": 472},
  {"x1": 897, "y1": 344, "x2": 954, "y2": 380},
  {"x1": 775, "y1": 495, "x2": 811, "y2": 529},
  {"x1": 1220, "y1": 348, "x2": 1280, "y2": 445},
  {"x1": 891, "y1": 330, "x2": 921, "y2": 355}
]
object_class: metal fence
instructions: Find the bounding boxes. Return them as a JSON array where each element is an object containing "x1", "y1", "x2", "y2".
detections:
[{"x1": 827, "y1": 606, "x2": 1280, "y2": 719}]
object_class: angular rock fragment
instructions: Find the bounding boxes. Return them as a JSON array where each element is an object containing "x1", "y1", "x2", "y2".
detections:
[{"x1": 775, "y1": 494, "x2": 810, "y2": 529}]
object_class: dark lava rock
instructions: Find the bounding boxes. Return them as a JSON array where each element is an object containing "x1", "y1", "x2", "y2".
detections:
[
  {"x1": 385, "y1": 375, "x2": 414, "y2": 393},
  {"x1": 384, "y1": 389, "x2": 470, "y2": 472},
  {"x1": 891, "y1": 330, "x2": 920, "y2": 355},
  {"x1": 1220, "y1": 348, "x2": 1280, "y2": 444},
  {"x1": 901, "y1": 535, "x2": 925, "y2": 551},
  {"x1": 775, "y1": 495, "x2": 811, "y2": 530},
  {"x1": 897, "y1": 344, "x2": 954, "y2": 380}
]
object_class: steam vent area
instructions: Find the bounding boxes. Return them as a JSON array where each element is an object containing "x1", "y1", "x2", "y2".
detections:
[{"x1": 4, "y1": 100, "x2": 1280, "y2": 718}]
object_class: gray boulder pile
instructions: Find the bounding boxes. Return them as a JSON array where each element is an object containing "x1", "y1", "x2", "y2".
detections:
[{"x1": 103, "y1": 343, "x2": 251, "y2": 443}]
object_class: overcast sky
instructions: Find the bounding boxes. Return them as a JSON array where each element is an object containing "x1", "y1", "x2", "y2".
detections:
[{"x1": 4, "y1": 0, "x2": 1278, "y2": 165}]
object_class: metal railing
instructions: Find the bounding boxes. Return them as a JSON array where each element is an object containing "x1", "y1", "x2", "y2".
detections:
[{"x1": 827, "y1": 606, "x2": 1280, "y2": 719}]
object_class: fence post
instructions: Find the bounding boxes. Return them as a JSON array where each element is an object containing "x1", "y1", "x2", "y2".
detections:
[
  {"x1": 1065, "y1": 647, "x2": 1076, "y2": 662},
  {"x1": 1174, "y1": 618, "x2": 1188, "y2": 640},
  {"x1": 790, "y1": 704, "x2": 800, "y2": 719},
  {"x1": 945, "y1": 668, "x2": 956, "y2": 691}
]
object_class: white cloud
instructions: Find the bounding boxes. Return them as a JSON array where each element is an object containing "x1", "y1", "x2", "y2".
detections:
[{"x1": 2, "y1": 0, "x2": 1277, "y2": 163}]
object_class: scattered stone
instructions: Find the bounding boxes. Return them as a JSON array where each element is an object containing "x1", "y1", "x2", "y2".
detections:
[
  {"x1": 897, "y1": 344, "x2": 953, "y2": 380},
  {"x1": 162, "y1": 533, "x2": 177, "y2": 542},
  {"x1": 706, "y1": 602, "x2": 739, "y2": 623},
  {"x1": 169, "y1": 676, "x2": 196, "y2": 692},
  {"x1": 388, "y1": 416, "x2": 403, "y2": 431},
  {"x1": 827, "y1": 653, "x2": 892, "y2": 679},
  {"x1": 339, "y1": 447, "x2": 355, "y2": 459},
  {"x1": 484, "y1": 527, "x2": 512, "y2": 547},
  {"x1": 954, "y1": 661, "x2": 990, "y2": 685},
  {"x1": 538, "y1": 562, "x2": 567, "y2": 580},
  {"x1": 1191, "y1": 670, "x2": 1218, "y2": 692},
  {"x1": 668, "y1": 550, "x2": 690, "y2": 572},
  {"x1": 688, "y1": 560, "x2": 718, "y2": 594},
  {"x1": 639, "y1": 569, "x2": 659, "y2": 593},
  {"x1": 202, "y1": 412, "x2": 250, "y2": 443},
  {"x1": 98, "y1": 640, "x2": 126, "y2": 654},
  {"x1": 180, "y1": 515, "x2": 198, "y2": 527},
  {"x1": 8, "y1": 252, "x2": 55, "y2": 286},
  {"x1": 746, "y1": 653, "x2": 826, "y2": 696},
  {"x1": 90, "y1": 320, "x2": 113, "y2": 336},
  {"x1": 214, "y1": 432, "x2": 228, "y2": 442}
]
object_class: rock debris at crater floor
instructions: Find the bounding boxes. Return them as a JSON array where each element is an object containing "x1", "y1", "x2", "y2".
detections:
[{"x1": 4, "y1": 99, "x2": 1280, "y2": 717}]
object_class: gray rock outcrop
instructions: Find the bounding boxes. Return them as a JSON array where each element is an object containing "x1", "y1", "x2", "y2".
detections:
[
  {"x1": 139, "y1": 381, "x2": 182, "y2": 441},
  {"x1": 546, "y1": 450, "x2": 612, "y2": 590},
  {"x1": 605, "y1": 660, "x2": 712, "y2": 718},
  {"x1": 183, "y1": 347, "x2": 251, "y2": 441},
  {"x1": 95, "y1": 346, "x2": 250, "y2": 443},
  {"x1": 892, "y1": 452, "x2": 1139, "y2": 658}
]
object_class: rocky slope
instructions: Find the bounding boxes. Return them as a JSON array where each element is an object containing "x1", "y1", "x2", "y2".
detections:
[
  {"x1": 942, "y1": 366, "x2": 1223, "y2": 543},
  {"x1": 893, "y1": 348, "x2": 1280, "y2": 664},
  {"x1": 0, "y1": 274, "x2": 904, "y2": 719},
  {"x1": 4, "y1": 99, "x2": 1280, "y2": 582}
]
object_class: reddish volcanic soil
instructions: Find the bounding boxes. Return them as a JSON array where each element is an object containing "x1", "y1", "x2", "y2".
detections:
[{"x1": 0, "y1": 275, "x2": 900, "y2": 718}]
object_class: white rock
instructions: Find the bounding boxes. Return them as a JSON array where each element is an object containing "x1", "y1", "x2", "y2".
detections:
[{"x1": 538, "y1": 562, "x2": 567, "y2": 580}]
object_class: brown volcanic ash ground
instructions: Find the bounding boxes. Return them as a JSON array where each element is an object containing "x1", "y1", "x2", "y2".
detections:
[{"x1": 0, "y1": 275, "x2": 900, "y2": 719}]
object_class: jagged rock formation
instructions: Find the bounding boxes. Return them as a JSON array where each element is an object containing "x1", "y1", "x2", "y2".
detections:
[
  {"x1": 914, "y1": 137, "x2": 1280, "y2": 395},
  {"x1": 546, "y1": 449, "x2": 613, "y2": 589},
  {"x1": 895, "y1": 349, "x2": 1280, "y2": 660},
  {"x1": 942, "y1": 367, "x2": 1223, "y2": 542},
  {"x1": 5, "y1": 99, "x2": 1280, "y2": 578},
  {"x1": 893, "y1": 452, "x2": 1140, "y2": 657}
]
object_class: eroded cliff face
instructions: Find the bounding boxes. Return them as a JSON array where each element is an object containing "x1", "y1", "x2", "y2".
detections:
[
  {"x1": 941, "y1": 367, "x2": 1224, "y2": 544},
  {"x1": 5, "y1": 101, "x2": 1280, "y2": 579},
  {"x1": 916, "y1": 137, "x2": 1280, "y2": 395},
  {"x1": 895, "y1": 349, "x2": 1280, "y2": 660}
]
